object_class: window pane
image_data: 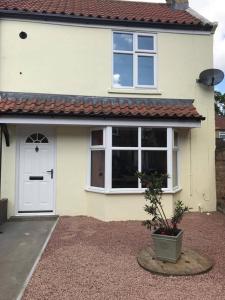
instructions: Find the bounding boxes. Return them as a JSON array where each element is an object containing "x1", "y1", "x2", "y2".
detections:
[
  {"x1": 113, "y1": 53, "x2": 133, "y2": 87},
  {"x1": 173, "y1": 151, "x2": 178, "y2": 187},
  {"x1": 91, "y1": 130, "x2": 103, "y2": 146},
  {"x1": 91, "y1": 151, "x2": 105, "y2": 188},
  {"x1": 142, "y1": 128, "x2": 167, "y2": 147},
  {"x1": 112, "y1": 150, "x2": 138, "y2": 188},
  {"x1": 138, "y1": 35, "x2": 154, "y2": 51},
  {"x1": 138, "y1": 56, "x2": 154, "y2": 86},
  {"x1": 142, "y1": 151, "x2": 167, "y2": 188},
  {"x1": 112, "y1": 127, "x2": 138, "y2": 147},
  {"x1": 113, "y1": 33, "x2": 133, "y2": 51}
]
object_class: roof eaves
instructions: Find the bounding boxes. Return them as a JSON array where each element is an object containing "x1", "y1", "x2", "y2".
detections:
[
  {"x1": 186, "y1": 7, "x2": 217, "y2": 33},
  {"x1": 0, "y1": 9, "x2": 214, "y2": 32},
  {"x1": 0, "y1": 111, "x2": 205, "y2": 121}
]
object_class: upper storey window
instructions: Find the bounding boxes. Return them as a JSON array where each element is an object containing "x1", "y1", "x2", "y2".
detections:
[{"x1": 113, "y1": 32, "x2": 157, "y2": 88}]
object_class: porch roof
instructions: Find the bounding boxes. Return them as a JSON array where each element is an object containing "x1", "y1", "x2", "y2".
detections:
[{"x1": 0, "y1": 92, "x2": 204, "y2": 121}]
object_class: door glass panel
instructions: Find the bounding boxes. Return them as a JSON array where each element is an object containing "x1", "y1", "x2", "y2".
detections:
[{"x1": 26, "y1": 133, "x2": 49, "y2": 144}]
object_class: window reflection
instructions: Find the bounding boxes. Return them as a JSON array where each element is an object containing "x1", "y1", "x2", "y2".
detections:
[
  {"x1": 113, "y1": 53, "x2": 133, "y2": 87},
  {"x1": 113, "y1": 33, "x2": 133, "y2": 51}
]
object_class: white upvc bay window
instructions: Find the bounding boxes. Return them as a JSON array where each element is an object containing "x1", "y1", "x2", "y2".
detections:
[
  {"x1": 112, "y1": 32, "x2": 157, "y2": 88},
  {"x1": 87, "y1": 127, "x2": 180, "y2": 194}
]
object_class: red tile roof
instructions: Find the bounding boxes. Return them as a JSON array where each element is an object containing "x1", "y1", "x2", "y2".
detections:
[
  {"x1": 215, "y1": 115, "x2": 225, "y2": 130},
  {"x1": 0, "y1": 0, "x2": 211, "y2": 29},
  {"x1": 0, "y1": 93, "x2": 204, "y2": 121}
]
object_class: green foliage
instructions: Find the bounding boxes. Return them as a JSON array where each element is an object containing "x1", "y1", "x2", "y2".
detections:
[
  {"x1": 215, "y1": 91, "x2": 225, "y2": 116},
  {"x1": 137, "y1": 172, "x2": 190, "y2": 235},
  {"x1": 171, "y1": 200, "x2": 189, "y2": 229}
]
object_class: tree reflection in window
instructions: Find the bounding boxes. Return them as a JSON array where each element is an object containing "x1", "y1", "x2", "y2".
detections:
[{"x1": 26, "y1": 133, "x2": 48, "y2": 144}]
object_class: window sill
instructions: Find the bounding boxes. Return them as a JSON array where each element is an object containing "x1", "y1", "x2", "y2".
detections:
[
  {"x1": 171, "y1": 187, "x2": 182, "y2": 194},
  {"x1": 85, "y1": 187, "x2": 182, "y2": 195},
  {"x1": 108, "y1": 88, "x2": 162, "y2": 96}
]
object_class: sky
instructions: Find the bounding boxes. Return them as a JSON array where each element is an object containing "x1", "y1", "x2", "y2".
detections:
[{"x1": 128, "y1": 0, "x2": 225, "y2": 93}]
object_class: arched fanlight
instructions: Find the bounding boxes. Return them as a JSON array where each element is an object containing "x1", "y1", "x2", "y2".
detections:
[{"x1": 26, "y1": 133, "x2": 48, "y2": 144}]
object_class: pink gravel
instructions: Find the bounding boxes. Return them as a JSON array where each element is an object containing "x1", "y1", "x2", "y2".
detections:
[{"x1": 23, "y1": 212, "x2": 225, "y2": 300}]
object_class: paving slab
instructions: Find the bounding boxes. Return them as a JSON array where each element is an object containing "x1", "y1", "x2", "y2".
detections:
[{"x1": 0, "y1": 217, "x2": 57, "y2": 300}]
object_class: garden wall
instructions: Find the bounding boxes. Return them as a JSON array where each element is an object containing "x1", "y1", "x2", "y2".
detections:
[{"x1": 216, "y1": 139, "x2": 225, "y2": 214}]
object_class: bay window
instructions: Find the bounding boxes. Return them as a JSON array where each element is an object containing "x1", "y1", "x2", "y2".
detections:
[
  {"x1": 113, "y1": 32, "x2": 157, "y2": 88},
  {"x1": 88, "y1": 127, "x2": 179, "y2": 193}
]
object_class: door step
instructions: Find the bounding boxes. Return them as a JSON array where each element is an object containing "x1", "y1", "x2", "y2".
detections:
[{"x1": 9, "y1": 215, "x2": 59, "y2": 222}]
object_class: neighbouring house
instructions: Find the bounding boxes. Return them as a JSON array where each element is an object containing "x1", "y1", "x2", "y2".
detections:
[
  {"x1": 0, "y1": 0, "x2": 217, "y2": 221},
  {"x1": 215, "y1": 115, "x2": 225, "y2": 140}
]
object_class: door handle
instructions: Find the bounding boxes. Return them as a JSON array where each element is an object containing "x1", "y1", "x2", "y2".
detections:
[{"x1": 46, "y1": 169, "x2": 54, "y2": 179}]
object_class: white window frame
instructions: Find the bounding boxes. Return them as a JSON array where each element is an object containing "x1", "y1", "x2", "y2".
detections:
[
  {"x1": 112, "y1": 31, "x2": 157, "y2": 89},
  {"x1": 87, "y1": 127, "x2": 180, "y2": 194},
  {"x1": 88, "y1": 128, "x2": 106, "y2": 192},
  {"x1": 90, "y1": 127, "x2": 106, "y2": 149}
]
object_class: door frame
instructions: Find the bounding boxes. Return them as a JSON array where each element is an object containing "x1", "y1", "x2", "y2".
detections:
[{"x1": 15, "y1": 125, "x2": 57, "y2": 216}]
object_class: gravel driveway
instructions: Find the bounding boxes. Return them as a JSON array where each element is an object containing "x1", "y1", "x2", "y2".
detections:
[{"x1": 23, "y1": 212, "x2": 225, "y2": 300}]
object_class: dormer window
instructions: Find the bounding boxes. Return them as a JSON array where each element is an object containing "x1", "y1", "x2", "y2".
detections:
[{"x1": 112, "y1": 32, "x2": 157, "y2": 88}]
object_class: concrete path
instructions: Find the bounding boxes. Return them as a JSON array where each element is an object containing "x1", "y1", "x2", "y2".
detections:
[{"x1": 0, "y1": 217, "x2": 57, "y2": 300}]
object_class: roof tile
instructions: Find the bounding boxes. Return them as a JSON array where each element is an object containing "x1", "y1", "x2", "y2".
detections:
[
  {"x1": 0, "y1": 92, "x2": 204, "y2": 121},
  {"x1": 0, "y1": 0, "x2": 209, "y2": 27}
]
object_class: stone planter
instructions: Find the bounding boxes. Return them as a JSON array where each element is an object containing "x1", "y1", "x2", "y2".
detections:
[{"x1": 152, "y1": 229, "x2": 183, "y2": 263}]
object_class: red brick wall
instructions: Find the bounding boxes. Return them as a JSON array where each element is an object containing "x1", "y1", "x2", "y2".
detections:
[{"x1": 216, "y1": 139, "x2": 225, "y2": 214}]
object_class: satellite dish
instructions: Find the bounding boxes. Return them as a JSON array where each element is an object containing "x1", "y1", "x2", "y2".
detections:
[{"x1": 197, "y1": 69, "x2": 224, "y2": 86}]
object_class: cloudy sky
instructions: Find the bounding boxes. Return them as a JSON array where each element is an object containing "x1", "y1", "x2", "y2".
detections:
[{"x1": 128, "y1": 0, "x2": 225, "y2": 92}]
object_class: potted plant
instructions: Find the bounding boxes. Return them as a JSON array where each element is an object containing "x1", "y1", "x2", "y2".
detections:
[{"x1": 137, "y1": 172, "x2": 189, "y2": 263}]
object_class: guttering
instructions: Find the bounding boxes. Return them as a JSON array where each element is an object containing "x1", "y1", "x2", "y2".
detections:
[{"x1": 0, "y1": 115, "x2": 202, "y2": 128}]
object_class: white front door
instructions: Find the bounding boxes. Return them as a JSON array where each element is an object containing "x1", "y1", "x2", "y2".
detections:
[{"x1": 18, "y1": 127, "x2": 55, "y2": 213}]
